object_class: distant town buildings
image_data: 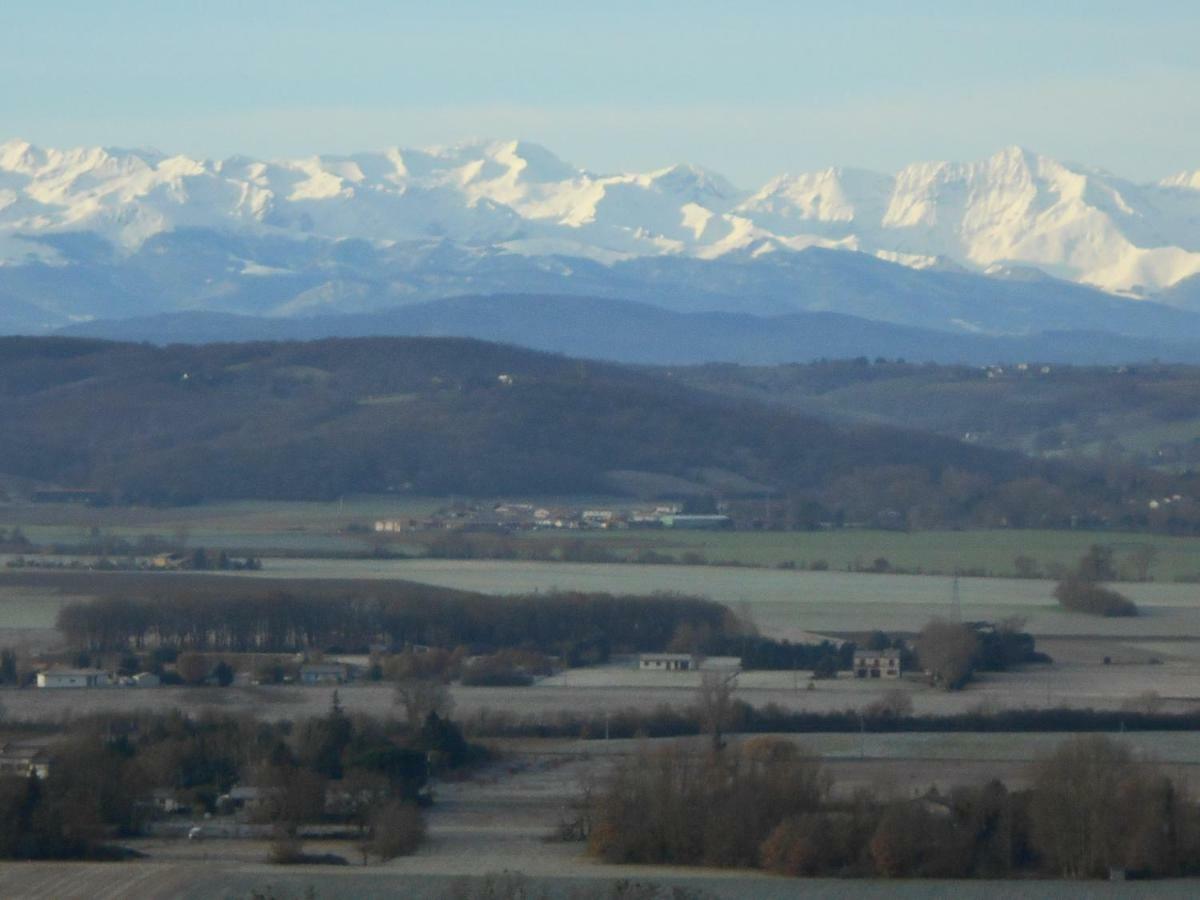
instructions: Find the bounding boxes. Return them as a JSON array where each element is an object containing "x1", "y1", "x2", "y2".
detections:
[{"x1": 371, "y1": 500, "x2": 703, "y2": 534}]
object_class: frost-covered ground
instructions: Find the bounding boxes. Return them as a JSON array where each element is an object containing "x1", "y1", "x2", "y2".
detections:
[
  {"x1": 1, "y1": 653, "x2": 1197, "y2": 725},
  {"x1": 4, "y1": 741, "x2": 1200, "y2": 898}
]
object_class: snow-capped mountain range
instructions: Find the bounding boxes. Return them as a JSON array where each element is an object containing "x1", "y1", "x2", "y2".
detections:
[{"x1": 3, "y1": 137, "x2": 1200, "y2": 298}]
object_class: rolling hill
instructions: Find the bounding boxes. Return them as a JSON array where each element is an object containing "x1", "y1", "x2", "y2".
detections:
[
  {"x1": 0, "y1": 335, "x2": 1192, "y2": 531},
  {"x1": 671, "y1": 359, "x2": 1200, "y2": 474}
]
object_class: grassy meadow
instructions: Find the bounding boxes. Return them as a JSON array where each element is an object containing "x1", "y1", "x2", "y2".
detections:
[
  {"x1": 3, "y1": 495, "x2": 1200, "y2": 580},
  {"x1": 514, "y1": 527, "x2": 1200, "y2": 581}
]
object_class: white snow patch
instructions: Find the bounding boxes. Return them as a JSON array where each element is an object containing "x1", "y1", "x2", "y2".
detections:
[{"x1": 239, "y1": 261, "x2": 294, "y2": 277}]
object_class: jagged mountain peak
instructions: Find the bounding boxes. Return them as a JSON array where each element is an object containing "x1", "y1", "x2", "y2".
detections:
[
  {"x1": 1162, "y1": 169, "x2": 1200, "y2": 191},
  {"x1": 1, "y1": 138, "x2": 1199, "y2": 296}
]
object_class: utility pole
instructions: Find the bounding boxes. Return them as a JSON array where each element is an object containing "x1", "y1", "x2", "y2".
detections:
[{"x1": 951, "y1": 575, "x2": 962, "y2": 623}]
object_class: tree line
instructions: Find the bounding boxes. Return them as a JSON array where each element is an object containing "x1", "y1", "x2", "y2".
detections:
[
  {"x1": 56, "y1": 588, "x2": 734, "y2": 660},
  {"x1": 461, "y1": 701, "x2": 1197, "y2": 741},
  {"x1": 585, "y1": 734, "x2": 1200, "y2": 879},
  {"x1": 0, "y1": 699, "x2": 482, "y2": 863}
]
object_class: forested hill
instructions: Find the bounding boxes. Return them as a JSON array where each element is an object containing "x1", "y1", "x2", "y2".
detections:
[
  {"x1": 0, "y1": 336, "x2": 1188, "y2": 530},
  {"x1": 669, "y1": 360, "x2": 1200, "y2": 473}
]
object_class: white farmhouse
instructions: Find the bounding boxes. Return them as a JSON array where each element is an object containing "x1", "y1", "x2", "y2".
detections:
[{"x1": 853, "y1": 649, "x2": 901, "y2": 679}]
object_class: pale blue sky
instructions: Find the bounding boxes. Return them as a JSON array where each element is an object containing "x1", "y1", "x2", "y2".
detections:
[{"x1": 2, "y1": 1, "x2": 1198, "y2": 185}]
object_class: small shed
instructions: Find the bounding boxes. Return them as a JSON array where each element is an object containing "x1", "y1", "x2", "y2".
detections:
[
  {"x1": 218, "y1": 785, "x2": 278, "y2": 815},
  {"x1": 150, "y1": 788, "x2": 188, "y2": 814},
  {"x1": 300, "y1": 662, "x2": 347, "y2": 685},
  {"x1": 0, "y1": 744, "x2": 50, "y2": 779}
]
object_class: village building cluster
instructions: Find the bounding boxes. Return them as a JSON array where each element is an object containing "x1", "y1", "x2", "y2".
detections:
[
  {"x1": 31, "y1": 659, "x2": 357, "y2": 690},
  {"x1": 372, "y1": 501, "x2": 734, "y2": 535}
]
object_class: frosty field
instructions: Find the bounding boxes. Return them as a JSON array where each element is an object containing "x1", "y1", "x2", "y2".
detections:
[{"x1": 225, "y1": 558, "x2": 1200, "y2": 640}]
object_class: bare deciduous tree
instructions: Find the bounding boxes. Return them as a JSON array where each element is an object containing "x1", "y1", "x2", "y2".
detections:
[
  {"x1": 914, "y1": 618, "x2": 979, "y2": 690},
  {"x1": 1028, "y1": 734, "x2": 1185, "y2": 878},
  {"x1": 359, "y1": 799, "x2": 426, "y2": 862},
  {"x1": 395, "y1": 677, "x2": 453, "y2": 730},
  {"x1": 864, "y1": 688, "x2": 913, "y2": 720},
  {"x1": 697, "y1": 668, "x2": 738, "y2": 752},
  {"x1": 1125, "y1": 544, "x2": 1158, "y2": 582}
]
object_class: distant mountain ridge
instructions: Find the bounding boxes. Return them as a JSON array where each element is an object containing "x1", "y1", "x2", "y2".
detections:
[
  {"x1": 4, "y1": 138, "x2": 1200, "y2": 346},
  {"x1": 57, "y1": 294, "x2": 1200, "y2": 367},
  {"x1": 3, "y1": 138, "x2": 1199, "y2": 295}
]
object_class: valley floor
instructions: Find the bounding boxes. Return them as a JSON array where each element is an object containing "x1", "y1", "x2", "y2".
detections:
[{"x1": 4, "y1": 740, "x2": 1200, "y2": 899}]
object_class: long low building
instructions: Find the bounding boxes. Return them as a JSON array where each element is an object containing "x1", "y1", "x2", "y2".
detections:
[
  {"x1": 638, "y1": 653, "x2": 743, "y2": 672},
  {"x1": 639, "y1": 653, "x2": 696, "y2": 671},
  {"x1": 36, "y1": 668, "x2": 110, "y2": 688},
  {"x1": 659, "y1": 514, "x2": 733, "y2": 530}
]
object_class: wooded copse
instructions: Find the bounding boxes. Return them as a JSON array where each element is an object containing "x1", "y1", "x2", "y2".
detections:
[
  {"x1": 1, "y1": 336, "x2": 1196, "y2": 533},
  {"x1": 1054, "y1": 544, "x2": 1139, "y2": 617},
  {"x1": 51, "y1": 577, "x2": 1047, "y2": 685},
  {"x1": 587, "y1": 735, "x2": 1200, "y2": 880},
  {"x1": 0, "y1": 702, "x2": 484, "y2": 862},
  {"x1": 55, "y1": 588, "x2": 736, "y2": 660}
]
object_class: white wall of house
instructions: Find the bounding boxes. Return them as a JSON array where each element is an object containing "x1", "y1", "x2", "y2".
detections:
[{"x1": 36, "y1": 670, "x2": 108, "y2": 688}]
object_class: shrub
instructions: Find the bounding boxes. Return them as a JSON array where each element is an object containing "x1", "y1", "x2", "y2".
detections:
[
  {"x1": 811, "y1": 655, "x2": 839, "y2": 679},
  {"x1": 1054, "y1": 576, "x2": 1138, "y2": 617},
  {"x1": 175, "y1": 652, "x2": 210, "y2": 685},
  {"x1": 589, "y1": 741, "x2": 827, "y2": 868},
  {"x1": 268, "y1": 835, "x2": 305, "y2": 865},
  {"x1": 761, "y1": 813, "x2": 844, "y2": 876},
  {"x1": 914, "y1": 619, "x2": 979, "y2": 690},
  {"x1": 360, "y1": 800, "x2": 426, "y2": 861}
]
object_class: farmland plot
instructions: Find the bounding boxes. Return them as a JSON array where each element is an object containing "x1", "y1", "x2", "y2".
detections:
[{"x1": 233, "y1": 558, "x2": 1200, "y2": 639}]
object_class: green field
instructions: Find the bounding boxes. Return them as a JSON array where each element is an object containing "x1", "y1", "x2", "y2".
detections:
[
  {"x1": 514, "y1": 527, "x2": 1200, "y2": 581},
  {"x1": 3, "y1": 496, "x2": 1200, "y2": 581},
  {"x1": 218, "y1": 558, "x2": 1200, "y2": 640}
]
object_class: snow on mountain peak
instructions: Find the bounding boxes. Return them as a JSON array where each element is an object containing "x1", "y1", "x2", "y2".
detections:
[
  {"x1": 1162, "y1": 170, "x2": 1200, "y2": 191},
  {"x1": 642, "y1": 163, "x2": 739, "y2": 203},
  {"x1": 0, "y1": 138, "x2": 1198, "y2": 294}
]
